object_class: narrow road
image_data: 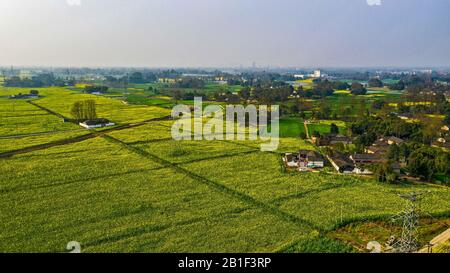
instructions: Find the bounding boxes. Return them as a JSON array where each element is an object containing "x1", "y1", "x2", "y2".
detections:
[
  {"x1": 303, "y1": 120, "x2": 310, "y2": 139},
  {"x1": 418, "y1": 228, "x2": 450, "y2": 253}
]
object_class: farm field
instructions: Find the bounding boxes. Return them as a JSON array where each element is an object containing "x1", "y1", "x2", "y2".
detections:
[{"x1": 0, "y1": 86, "x2": 449, "y2": 253}]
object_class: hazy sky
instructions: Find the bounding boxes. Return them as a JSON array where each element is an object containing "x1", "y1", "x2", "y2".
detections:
[{"x1": 0, "y1": 0, "x2": 450, "y2": 68}]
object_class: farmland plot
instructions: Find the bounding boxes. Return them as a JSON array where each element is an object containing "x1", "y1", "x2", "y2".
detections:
[
  {"x1": 0, "y1": 137, "x2": 308, "y2": 252},
  {"x1": 182, "y1": 152, "x2": 450, "y2": 231},
  {"x1": 0, "y1": 99, "x2": 79, "y2": 136},
  {"x1": 32, "y1": 88, "x2": 171, "y2": 124}
]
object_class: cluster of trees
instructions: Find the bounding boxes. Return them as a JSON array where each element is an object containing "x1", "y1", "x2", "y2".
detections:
[
  {"x1": 173, "y1": 77, "x2": 205, "y2": 89},
  {"x1": 128, "y1": 72, "x2": 157, "y2": 84},
  {"x1": 70, "y1": 100, "x2": 97, "y2": 122},
  {"x1": 368, "y1": 78, "x2": 383, "y2": 88},
  {"x1": 387, "y1": 143, "x2": 450, "y2": 181},
  {"x1": 388, "y1": 80, "x2": 405, "y2": 90},
  {"x1": 4, "y1": 74, "x2": 74, "y2": 87},
  {"x1": 104, "y1": 72, "x2": 157, "y2": 87},
  {"x1": 214, "y1": 92, "x2": 241, "y2": 104},
  {"x1": 84, "y1": 86, "x2": 108, "y2": 94},
  {"x1": 371, "y1": 161, "x2": 399, "y2": 184},
  {"x1": 171, "y1": 90, "x2": 207, "y2": 101},
  {"x1": 351, "y1": 116, "x2": 423, "y2": 151},
  {"x1": 445, "y1": 107, "x2": 450, "y2": 126},
  {"x1": 213, "y1": 85, "x2": 293, "y2": 104},
  {"x1": 350, "y1": 82, "x2": 367, "y2": 95}
]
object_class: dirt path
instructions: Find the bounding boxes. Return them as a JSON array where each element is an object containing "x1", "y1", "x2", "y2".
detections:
[
  {"x1": 0, "y1": 129, "x2": 86, "y2": 140},
  {"x1": 27, "y1": 101, "x2": 71, "y2": 121},
  {"x1": 303, "y1": 121, "x2": 310, "y2": 139}
]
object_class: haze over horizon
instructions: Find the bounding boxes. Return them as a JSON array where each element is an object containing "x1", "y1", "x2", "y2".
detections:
[{"x1": 1, "y1": 0, "x2": 450, "y2": 68}]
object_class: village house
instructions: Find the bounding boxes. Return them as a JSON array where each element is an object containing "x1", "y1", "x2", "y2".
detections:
[
  {"x1": 283, "y1": 150, "x2": 325, "y2": 171},
  {"x1": 432, "y1": 136, "x2": 450, "y2": 150},
  {"x1": 79, "y1": 118, "x2": 115, "y2": 129},
  {"x1": 312, "y1": 134, "x2": 353, "y2": 146},
  {"x1": 397, "y1": 113, "x2": 413, "y2": 120},
  {"x1": 350, "y1": 154, "x2": 384, "y2": 165},
  {"x1": 327, "y1": 152, "x2": 354, "y2": 174},
  {"x1": 386, "y1": 136, "x2": 404, "y2": 145},
  {"x1": 349, "y1": 154, "x2": 383, "y2": 175},
  {"x1": 365, "y1": 145, "x2": 389, "y2": 155},
  {"x1": 365, "y1": 136, "x2": 404, "y2": 155},
  {"x1": 9, "y1": 91, "x2": 39, "y2": 99}
]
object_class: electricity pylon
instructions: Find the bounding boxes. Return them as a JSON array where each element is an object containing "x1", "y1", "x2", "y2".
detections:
[{"x1": 392, "y1": 191, "x2": 428, "y2": 253}]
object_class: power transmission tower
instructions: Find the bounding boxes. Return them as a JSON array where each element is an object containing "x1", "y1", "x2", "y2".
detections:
[{"x1": 392, "y1": 191, "x2": 428, "y2": 253}]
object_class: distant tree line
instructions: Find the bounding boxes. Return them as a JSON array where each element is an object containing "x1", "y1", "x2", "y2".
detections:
[
  {"x1": 85, "y1": 86, "x2": 109, "y2": 93},
  {"x1": 4, "y1": 74, "x2": 74, "y2": 87}
]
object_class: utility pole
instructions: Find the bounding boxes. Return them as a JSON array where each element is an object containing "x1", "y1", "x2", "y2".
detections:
[{"x1": 392, "y1": 191, "x2": 427, "y2": 253}]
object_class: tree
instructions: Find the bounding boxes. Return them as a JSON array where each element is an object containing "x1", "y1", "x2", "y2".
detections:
[
  {"x1": 372, "y1": 99, "x2": 386, "y2": 110},
  {"x1": 389, "y1": 80, "x2": 405, "y2": 91},
  {"x1": 71, "y1": 101, "x2": 84, "y2": 122},
  {"x1": 372, "y1": 161, "x2": 399, "y2": 184},
  {"x1": 444, "y1": 108, "x2": 450, "y2": 126},
  {"x1": 85, "y1": 85, "x2": 108, "y2": 94},
  {"x1": 239, "y1": 87, "x2": 251, "y2": 100},
  {"x1": 71, "y1": 100, "x2": 97, "y2": 122},
  {"x1": 129, "y1": 72, "x2": 144, "y2": 84},
  {"x1": 388, "y1": 144, "x2": 401, "y2": 161},
  {"x1": 84, "y1": 100, "x2": 97, "y2": 120},
  {"x1": 318, "y1": 100, "x2": 331, "y2": 119},
  {"x1": 368, "y1": 78, "x2": 383, "y2": 88},
  {"x1": 30, "y1": 90, "x2": 39, "y2": 96},
  {"x1": 330, "y1": 123, "x2": 339, "y2": 135},
  {"x1": 288, "y1": 103, "x2": 299, "y2": 115},
  {"x1": 351, "y1": 82, "x2": 367, "y2": 95},
  {"x1": 407, "y1": 147, "x2": 437, "y2": 181}
]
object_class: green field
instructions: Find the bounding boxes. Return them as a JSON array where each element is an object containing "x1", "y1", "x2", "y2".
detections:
[{"x1": 0, "y1": 86, "x2": 449, "y2": 253}]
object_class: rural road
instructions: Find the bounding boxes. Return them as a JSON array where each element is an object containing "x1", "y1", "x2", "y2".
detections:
[
  {"x1": 418, "y1": 228, "x2": 450, "y2": 253},
  {"x1": 304, "y1": 121, "x2": 310, "y2": 139}
]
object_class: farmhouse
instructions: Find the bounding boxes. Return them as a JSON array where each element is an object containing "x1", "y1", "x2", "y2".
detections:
[
  {"x1": 79, "y1": 118, "x2": 115, "y2": 129},
  {"x1": 312, "y1": 134, "x2": 353, "y2": 146},
  {"x1": 299, "y1": 150, "x2": 325, "y2": 169},
  {"x1": 350, "y1": 153, "x2": 384, "y2": 164},
  {"x1": 9, "y1": 93, "x2": 39, "y2": 99},
  {"x1": 365, "y1": 136, "x2": 403, "y2": 155},
  {"x1": 284, "y1": 153, "x2": 299, "y2": 168},
  {"x1": 283, "y1": 150, "x2": 325, "y2": 171},
  {"x1": 386, "y1": 136, "x2": 404, "y2": 145},
  {"x1": 397, "y1": 113, "x2": 413, "y2": 120},
  {"x1": 432, "y1": 136, "x2": 450, "y2": 150},
  {"x1": 365, "y1": 145, "x2": 389, "y2": 155},
  {"x1": 327, "y1": 152, "x2": 354, "y2": 174}
]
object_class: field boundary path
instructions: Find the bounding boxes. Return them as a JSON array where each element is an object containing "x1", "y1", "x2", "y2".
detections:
[
  {"x1": 27, "y1": 101, "x2": 71, "y2": 121},
  {"x1": 304, "y1": 121, "x2": 310, "y2": 139},
  {"x1": 0, "y1": 129, "x2": 86, "y2": 140}
]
